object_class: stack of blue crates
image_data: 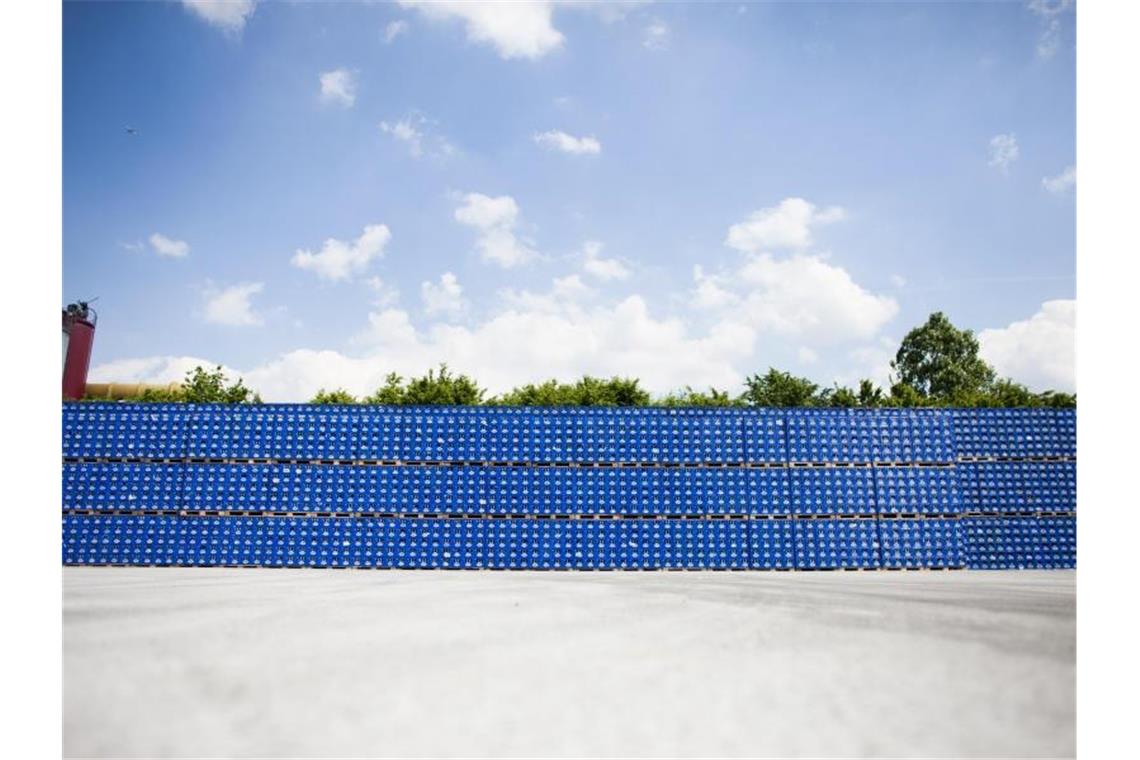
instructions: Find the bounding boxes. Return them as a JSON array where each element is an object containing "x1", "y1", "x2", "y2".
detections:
[
  {"x1": 790, "y1": 467, "x2": 876, "y2": 516},
  {"x1": 61, "y1": 404, "x2": 1075, "y2": 570},
  {"x1": 952, "y1": 409, "x2": 1076, "y2": 568},
  {"x1": 879, "y1": 519, "x2": 963, "y2": 568}
]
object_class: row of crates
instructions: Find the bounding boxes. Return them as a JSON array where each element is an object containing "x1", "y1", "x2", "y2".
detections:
[
  {"x1": 957, "y1": 462, "x2": 1076, "y2": 512},
  {"x1": 961, "y1": 516, "x2": 1076, "y2": 569},
  {"x1": 952, "y1": 409, "x2": 1075, "y2": 458},
  {"x1": 61, "y1": 461, "x2": 1073, "y2": 516},
  {"x1": 61, "y1": 404, "x2": 1075, "y2": 463},
  {"x1": 60, "y1": 514, "x2": 1076, "y2": 569}
]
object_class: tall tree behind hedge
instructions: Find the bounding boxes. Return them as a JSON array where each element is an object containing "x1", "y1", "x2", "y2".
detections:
[{"x1": 891, "y1": 312, "x2": 996, "y2": 400}]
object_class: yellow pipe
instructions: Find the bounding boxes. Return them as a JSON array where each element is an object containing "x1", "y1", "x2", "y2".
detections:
[{"x1": 84, "y1": 382, "x2": 181, "y2": 400}]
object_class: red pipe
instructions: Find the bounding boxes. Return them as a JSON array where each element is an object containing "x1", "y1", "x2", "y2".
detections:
[{"x1": 62, "y1": 306, "x2": 96, "y2": 400}]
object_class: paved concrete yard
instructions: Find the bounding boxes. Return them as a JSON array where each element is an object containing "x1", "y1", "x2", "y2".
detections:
[{"x1": 64, "y1": 568, "x2": 1075, "y2": 758}]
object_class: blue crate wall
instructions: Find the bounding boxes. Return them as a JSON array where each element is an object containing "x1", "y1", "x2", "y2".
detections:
[
  {"x1": 63, "y1": 514, "x2": 761, "y2": 569},
  {"x1": 744, "y1": 468, "x2": 793, "y2": 516},
  {"x1": 740, "y1": 410, "x2": 788, "y2": 464},
  {"x1": 182, "y1": 463, "x2": 272, "y2": 511},
  {"x1": 961, "y1": 462, "x2": 1076, "y2": 514},
  {"x1": 264, "y1": 464, "x2": 357, "y2": 513},
  {"x1": 792, "y1": 519, "x2": 881, "y2": 569},
  {"x1": 63, "y1": 462, "x2": 185, "y2": 512},
  {"x1": 785, "y1": 410, "x2": 873, "y2": 463},
  {"x1": 789, "y1": 467, "x2": 876, "y2": 516},
  {"x1": 962, "y1": 516, "x2": 1076, "y2": 569},
  {"x1": 63, "y1": 512, "x2": 1074, "y2": 571},
  {"x1": 950, "y1": 409, "x2": 1073, "y2": 460},
  {"x1": 242, "y1": 464, "x2": 781, "y2": 517},
  {"x1": 63, "y1": 403, "x2": 192, "y2": 459},
  {"x1": 1050, "y1": 410, "x2": 1076, "y2": 457},
  {"x1": 187, "y1": 405, "x2": 359, "y2": 461},
  {"x1": 878, "y1": 518, "x2": 963, "y2": 568},
  {"x1": 873, "y1": 466, "x2": 960, "y2": 515},
  {"x1": 748, "y1": 519, "x2": 795, "y2": 569},
  {"x1": 870, "y1": 409, "x2": 954, "y2": 463}
]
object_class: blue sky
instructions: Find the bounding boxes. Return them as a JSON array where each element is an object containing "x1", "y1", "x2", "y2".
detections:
[{"x1": 64, "y1": 0, "x2": 1076, "y2": 401}]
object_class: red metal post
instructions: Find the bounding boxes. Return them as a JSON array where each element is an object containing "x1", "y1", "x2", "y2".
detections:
[{"x1": 62, "y1": 304, "x2": 96, "y2": 400}]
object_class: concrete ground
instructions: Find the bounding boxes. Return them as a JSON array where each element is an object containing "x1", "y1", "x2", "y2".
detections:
[{"x1": 63, "y1": 568, "x2": 1075, "y2": 759}]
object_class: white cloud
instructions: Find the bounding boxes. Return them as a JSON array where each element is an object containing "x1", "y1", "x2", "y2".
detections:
[
  {"x1": 262, "y1": 294, "x2": 753, "y2": 401},
  {"x1": 725, "y1": 197, "x2": 847, "y2": 252},
  {"x1": 319, "y1": 68, "x2": 357, "y2": 107},
  {"x1": 835, "y1": 337, "x2": 897, "y2": 390},
  {"x1": 1036, "y1": 18, "x2": 1062, "y2": 59},
  {"x1": 454, "y1": 193, "x2": 537, "y2": 268},
  {"x1": 1028, "y1": 0, "x2": 1073, "y2": 59},
  {"x1": 148, "y1": 233, "x2": 190, "y2": 259},
  {"x1": 691, "y1": 266, "x2": 740, "y2": 311},
  {"x1": 364, "y1": 276, "x2": 400, "y2": 308},
  {"x1": 1042, "y1": 165, "x2": 1076, "y2": 194},
  {"x1": 380, "y1": 114, "x2": 455, "y2": 159},
  {"x1": 181, "y1": 0, "x2": 257, "y2": 34},
  {"x1": 890, "y1": 274, "x2": 906, "y2": 288},
  {"x1": 797, "y1": 347, "x2": 818, "y2": 365},
  {"x1": 383, "y1": 20, "x2": 409, "y2": 43},
  {"x1": 533, "y1": 130, "x2": 601, "y2": 155},
  {"x1": 709, "y1": 201, "x2": 898, "y2": 345},
  {"x1": 643, "y1": 19, "x2": 670, "y2": 50},
  {"x1": 421, "y1": 272, "x2": 466, "y2": 316},
  {"x1": 500, "y1": 274, "x2": 596, "y2": 314},
  {"x1": 120, "y1": 240, "x2": 145, "y2": 253},
  {"x1": 987, "y1": 133, "x2": 1019, "y2": 173},
  {"x1": 88, "y1": 355, "x2": 235, "y2": 385},
  {"x1": 581, "y1": 241, "x2": 630, "y2": 281},
  {"x1": 202, "y1": 282, "x2": 265, "y2": 327},
  {"x1": 398, "y1": 0, "x2": 564, "y2": 60},
  {"x1": 734, "y1": 254, "x2": 899, "y2": 344},
  {"x1": 1027, "y1": 0, "x2": 1073, "y2": 15},
  {"x1": 978, "y1": 299, "x2": 1075, "y2": 392},
  {"x1": 291, "y1": 224, "x2": 391, "y2": 282}
]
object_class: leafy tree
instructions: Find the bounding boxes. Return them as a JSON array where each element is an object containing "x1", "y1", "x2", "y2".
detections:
[
  {"x1": 857, "y1": 379, "x2": 884, "y2": 408},
  {"x1": 180, "y1": 366, "x2": 260, "y2": 403},
  {"x1": 658, "y1": 386, "x2": 740, "y2": 408},
  {"x1": 824, "y1": 385, "x2": 859, "y2": 408},
  {"x1": 949, "y1": 378, "x2": 1077, "y2": 408},
  {"x1": 1035, "y1": 390, "x2": 1077, "y2": 408},
  {"x1": 127, "y1": 365, "x2": 259, "y2": 404},
  {"x1": 401, "y1": 364, "x2": 485, "y2": 405},
  {"x1": 134, "y1": 386, "x2": 184, "y2": 403},
  {"x1": 310, "y1": 388, "x2": 357, "y2": 405},
  {"x1": 892, "y1": 312, "x2": 996, "y2": 400},
  {"x1": 495, "y1": 376, "x2": 651, "y2": 406},
  {"x1": 741, "y1": 369, "x2": 821, "y2": 407},
  {"x1": 364, "y1": 373, "x2": 406, "y2": 405},
  {"x1": 885, "y1": 382, "x2": 932, "y2": 408}
]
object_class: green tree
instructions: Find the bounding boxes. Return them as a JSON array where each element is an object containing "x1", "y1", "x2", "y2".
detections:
[
  {"x1": 495, "y1": 376, "x2": 651, "y2": 406},
  {"x1": 310, "y1": 388, "x2": 358, "y2": 405},
  {"x1": 885, "y1": 382, "x2": 932, "y2": 407},
  {"x1": 400, "y1": 364, "x2": 485, "y2": 405},
  {"x1": 180, "y1": 366, "x2": 260, "y2": 403},
  {"x1": 130, "y1": 365, "x2": 259, "y2": 403},
  {"x1": 824, "y1": 385, "x2": 858, "y2": 408},
  {"x1": 658, "y1": 386, "x2": 740, "y2": 408},
  {"x1": 364, "y1": 373, "x2": 406, "y2": 405},
  {"x1": 741, "y1": 369, "x2": 821, "y2": 407},
  {"x1": 891, "y1": 312, "x2": 996, "y2": 400},
  {"x1": 857, "y1": 379, "x2": 885, "y2": 407},
  {"x1": 1035, "y1": 390, "x2": 1077, "y2": 408}
]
